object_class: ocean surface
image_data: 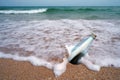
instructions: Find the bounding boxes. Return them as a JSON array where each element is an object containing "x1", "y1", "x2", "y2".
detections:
[{"x1": 0, "y1": 6, "x2": 120, "y2": 76}]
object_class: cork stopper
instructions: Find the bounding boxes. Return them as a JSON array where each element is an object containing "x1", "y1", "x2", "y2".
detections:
[{"x1": 91, "y1": 33, "x2": 97, "y2": 39}]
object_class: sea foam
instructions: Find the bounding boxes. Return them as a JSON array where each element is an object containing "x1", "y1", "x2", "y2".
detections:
[{"x1": 0, "y1": 19, "x2": 120, "y2": 76}]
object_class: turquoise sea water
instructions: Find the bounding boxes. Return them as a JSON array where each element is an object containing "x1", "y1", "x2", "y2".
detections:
[{"x1": 0, "y1": 6, "x2": 120, "y2": 21}]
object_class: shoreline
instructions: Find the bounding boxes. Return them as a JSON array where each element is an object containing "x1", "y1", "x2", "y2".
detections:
[{"x1": 0, "y1": 58, "x2": 120, "y2": 80}]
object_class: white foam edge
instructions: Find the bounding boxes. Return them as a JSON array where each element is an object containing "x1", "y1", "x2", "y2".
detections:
[
  {"x1": 78, "y1": 53, "x2": 120, "y2": 71},
  {"x1": 79, "y1": 56, "x2": 101, "y2": 71},
  {"x1": 0, "y1": 52, "x2": 68, "y2": 77},
  {"x1": 0, "y1": 52, "x2": 53, "y2": 68},
  {"x1": 94, "y1": 58, "x2": 120, "y2": 68}
]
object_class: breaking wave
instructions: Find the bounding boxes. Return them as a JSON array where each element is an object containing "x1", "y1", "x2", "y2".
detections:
[
  {"x1": 0, "y1": 8, "x2": 47, "y2": 14},
  {"x1": 0, "y1": 7, "x2": 116, "y2": 14}
]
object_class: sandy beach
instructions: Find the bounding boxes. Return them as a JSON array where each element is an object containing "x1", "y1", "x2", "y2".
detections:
[{"x1": 0, "y1": 58, "x2": 120, "y2": 80}]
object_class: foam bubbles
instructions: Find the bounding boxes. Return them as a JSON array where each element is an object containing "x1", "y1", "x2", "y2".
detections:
[{"x1": 0, "y1": 19, "x2": 120, "y2": 76}]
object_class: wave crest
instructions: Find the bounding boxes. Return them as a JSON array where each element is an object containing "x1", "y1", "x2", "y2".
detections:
[{"x1": 0, "y1": 8, "x2": 47, "y2": 14}]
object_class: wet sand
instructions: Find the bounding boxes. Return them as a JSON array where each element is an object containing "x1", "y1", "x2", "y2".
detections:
[{"x1": 0, "y1": 59, "x2": 120, "y2": 80}]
